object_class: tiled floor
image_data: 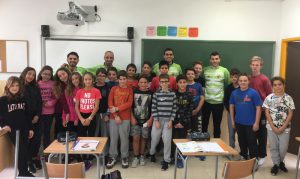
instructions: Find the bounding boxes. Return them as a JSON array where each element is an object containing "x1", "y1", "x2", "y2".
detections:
[
  {"x1": 1, "y1": 114, "x2": 298, "y2": 178},
  {"x1": 0, "y1": 152, "x2": 298, "y2": 179}
]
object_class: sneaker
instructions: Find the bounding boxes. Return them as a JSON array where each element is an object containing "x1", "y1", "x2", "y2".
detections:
[
  {"x1": 150, "y1": 155, "x2": 156, "y2": 163},
  {"x1": 271, "y1": 164, "x2": 279, "y2": 176},
  {"x1": 279, "y1": 162, "x2": 288, "y2": 172},
  {"x1": 19, "y1": 171, "x2": 35, "y2": 177},
  {"x1": 84, "y1": 160, "x2": 92, "y2": 171},
  {"x1": 28, "y1": 161, "x2": 36, "y2": 173},
  {"x1": 106, "y1": 157, "x2": 116, "y2": 169},
  {"x1": 140, "y1": 155, "x2": 146, "y2": 166},
  {"x1": 169, "y1": 157, "x2": 175, "y2": 165},
  {"x1": 258, "y1": 157, "x2": 265, "y2": 166},
  {"x1": 131, "y1": 157, "x2": 139, "y2": 168},
  {"x1": 199, "y1": 156, "x2": 206, "y2": 161},
  {"x1": 122, "y1": 157, "x2": 129, "y2": 168},
  {"x1": 161, "y1": 161, "x2": 169, "y2": 171},
  {"x1": 176, "y1": 159, "x2": 183, "y2": 168},
  {"x1": 33, "y1": 159, "x2": 42, "y2": 170}
]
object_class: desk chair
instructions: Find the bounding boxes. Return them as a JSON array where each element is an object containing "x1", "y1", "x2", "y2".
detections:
[
  {"x1": 222, "y1": 158, "x2": 257, "y2": 179},
  {"x1": 45, "y1": 162, "x2": 85, "y2": 178},
  {"x1": 43, "y1": 131, "x2": 85, "y2": 179}
]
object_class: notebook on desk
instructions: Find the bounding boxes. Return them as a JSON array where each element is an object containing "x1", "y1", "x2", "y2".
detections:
[{"x1": 72, "y1": 140, "x2": 99, "y2": 151}]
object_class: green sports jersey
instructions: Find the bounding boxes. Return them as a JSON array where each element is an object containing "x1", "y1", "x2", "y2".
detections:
[
  {"x1": 203, "y1": 66, "x2": 230, "y2": 104},
  {"x1": 75, "y1": 66, "x2": 87, "y2": 75},
  {"x1": 152, "y1": 62, "x2": 183, "y2": 77}
]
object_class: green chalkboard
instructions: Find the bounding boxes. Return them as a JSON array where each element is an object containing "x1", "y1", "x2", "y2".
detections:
[{"x1": 141, "y1": 39, "x2": 275, "y2": 78}]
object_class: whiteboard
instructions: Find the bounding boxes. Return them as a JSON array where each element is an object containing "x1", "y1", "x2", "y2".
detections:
[
  {"x1": 6, "y1": 41, "x2": 28, "y2": 72},
  {"x1": 43, "y1": 38, "x2": 133, "y2": 72}
]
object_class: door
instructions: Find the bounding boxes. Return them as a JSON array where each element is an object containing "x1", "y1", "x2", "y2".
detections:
[{"x1": 286, "y1": 42, "x2": 300, "y2": 154}]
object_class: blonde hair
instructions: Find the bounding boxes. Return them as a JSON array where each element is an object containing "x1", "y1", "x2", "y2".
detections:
[{"x1": 250, "y1": 56, "x2": 264, "y2": 66}]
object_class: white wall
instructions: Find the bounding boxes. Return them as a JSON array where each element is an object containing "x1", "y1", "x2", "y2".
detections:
[
  {"x1": 0, "y1": 0, "x2": 282, "y2": 80},
  {"x1": 280, "y1": 0, "x2": 300, "y2": 38}
]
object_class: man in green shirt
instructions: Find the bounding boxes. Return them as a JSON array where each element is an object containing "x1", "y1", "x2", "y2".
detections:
[
  {"x1": 152, "y1": 48, "x2": 182, "y2": 77},
  {"x1": 62, "y1": 51, "x2": 87, "y2": 75},
  {"x1": 87, "y1": 51, "x2": 120, "y2": 75},
  {"x1": 202, "y1": 52, "x2": 230, "y2": 138}
]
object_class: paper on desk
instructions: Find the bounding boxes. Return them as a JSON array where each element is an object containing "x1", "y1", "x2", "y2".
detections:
[
  {"x1": 176, "y1": 141, "x2": 227, "y2": 153},
  {"x1": 196, "y1": 142, "x2": 227, "y2": 153},
  {"x1": 73, "y1": 140, "x2": 99, "y2": 151},
  {"x1": 176, "y1": 141, "x2": 203, "y2": 153}
]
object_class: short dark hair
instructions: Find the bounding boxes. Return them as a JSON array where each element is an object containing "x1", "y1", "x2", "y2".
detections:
[
  {"x1": 164, "y1": 48, "x2": 174, "y2": 55},
  {"x1": 271, "y1": 76, "x2": 285, "y2": 86},
  {"x1": 159, "y1": 60, "x2": 169, "y2": 69},
  {"x1": 126, "y1": 63, "x2": 137, "y2": 72},
  {"x1": 159, "y1": 74, "x2": 169, "y2": 81},
  {"x1": 230, "y1": 68, "x2": 240, "y2": 76},
  {"x1": 238, "y1": 72, "x2": 250, "y2": 80},
  {"x1": 107, "y1": 67, "x2": 118, "y2": 74},
  {"x1": 193, "y1": 61, "x2": 203, "y2": 67},
  {"x1": 138, "y1": 74, "x2": 149, "y2": 82},
  {"x1": 176, "y1": 74, "x2": 187, "y2": 83},
  {"x1": 67, "y1": 51, "x2": 79, "y2": 58},
  {"x1": 185, "y1": 68, "x2": 195, "y2": 75},
  {"x1": 210, "y1": 51, "x2": 220, "y2": 58},
  {"x1": 96, "y1": 68, "x2": 107, "y2": 76},
  {"x1": 118, "y1": 70, "x2": 128, "y2": 78},
  {"x1": 143, "y1": 61, "x2": 152, "y2": 68}
]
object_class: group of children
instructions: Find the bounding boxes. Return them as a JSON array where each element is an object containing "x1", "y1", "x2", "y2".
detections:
[{"x1": 0, "y1": 53, "x2": 295, "y2": 177}]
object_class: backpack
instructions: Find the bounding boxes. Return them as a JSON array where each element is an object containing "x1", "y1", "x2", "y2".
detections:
[{"x1": 101, "y1": 170, "x2": 122, "y2": 179}]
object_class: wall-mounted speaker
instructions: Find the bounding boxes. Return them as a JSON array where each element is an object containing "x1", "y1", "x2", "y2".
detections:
[
  {"x1": 127, "y1": 27, "x2": 134, "y2": 39},
  {"x1": 41, "y1": 25, "x2": 50, "y2": 37}
]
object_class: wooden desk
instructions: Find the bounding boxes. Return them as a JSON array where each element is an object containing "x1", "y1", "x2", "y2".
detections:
[
  {"x1": 173, "y1": 138, "x2": 239, "y2": 179},
  {"x1": 44, "y1": 137, "x2": 108, "y2": 179},
  {"x1": 0, "y1": 130, "x2": 14, "y2": 172},
  {"x1": 295, "y1": 137, "x2": 300, "y2": 179}
]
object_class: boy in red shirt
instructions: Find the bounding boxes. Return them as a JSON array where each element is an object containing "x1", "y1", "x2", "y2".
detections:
[
  {"x1": 150, "y1": 60, "x2": 177, "y2": 92},
  {"x1": 106, "y1": 70, "x2": 133, "y2": 169}
]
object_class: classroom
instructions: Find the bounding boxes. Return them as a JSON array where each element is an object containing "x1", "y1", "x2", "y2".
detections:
[{"x1": 0, "y1": 0, "x2": 300, "y2": 178}]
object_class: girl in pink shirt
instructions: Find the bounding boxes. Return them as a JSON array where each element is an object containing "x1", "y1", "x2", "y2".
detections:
[
  {"x1": 63, "y1": 72, "x2": 83, "y2": 132},
  {"x1": 37, "y1": 66, "x2": 56, "y2": 149}
]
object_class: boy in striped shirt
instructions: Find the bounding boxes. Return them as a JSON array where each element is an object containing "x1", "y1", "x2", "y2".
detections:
[{"x1": 149, "y1": 74, "x2": 177, "y2": 171}]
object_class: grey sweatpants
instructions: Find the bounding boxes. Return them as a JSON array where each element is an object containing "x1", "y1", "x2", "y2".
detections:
[
  {"x1": 267, "y1": 128, "x2": 290, "y2": 165},
  {"x1": 95, "y1": 113, "x2": 110, "y2": 155},
  {"x1": 150, "y1": 120, "x2": 172, "y2": 163},
  {"x1": 109, "y1": 120, "x2": 130, "y2": 158}
]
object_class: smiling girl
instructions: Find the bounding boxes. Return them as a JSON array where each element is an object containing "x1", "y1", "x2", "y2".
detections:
[{"x1": 0, "y1": 76, "x2": 34, "y2": 176}]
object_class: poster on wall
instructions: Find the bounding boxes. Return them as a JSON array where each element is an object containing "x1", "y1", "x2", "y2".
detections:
[
  {"x1": 167, "y1": 26, "x2": 177, "y2": 36},
  {"x1": 178, "y1": 27, "x2": 188, "y2": 37},
  {"x1": 189, "y1": 27, "x2": 198, "y2": 37},
  {"x1": 146, "y1": 26, "x2": 156, "y2": 36},
  {"x1": 157, "y1": 26, "x2": 167, "y2": 36}
]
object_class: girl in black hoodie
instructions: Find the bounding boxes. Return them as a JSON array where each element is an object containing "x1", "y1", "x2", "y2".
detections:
[
  {"x1": 0, "y1": 76, "x2": 34, "y2": 176},
  {"x1": 20, "y1": 67, "x2": 42, "y2": 173}
]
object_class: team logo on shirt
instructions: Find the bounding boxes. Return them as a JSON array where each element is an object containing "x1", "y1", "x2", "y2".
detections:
[{"x1": 243, "y1": 95, "x2": 251, "y2": 102}]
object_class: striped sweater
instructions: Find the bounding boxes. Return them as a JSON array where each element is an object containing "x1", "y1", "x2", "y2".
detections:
[{"x1": 151, "y1": 89, "x2": 177, "y2": 121}]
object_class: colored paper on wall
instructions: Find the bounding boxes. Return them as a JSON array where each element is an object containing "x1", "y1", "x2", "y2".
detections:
[
  {"x1": 157, "y1": 26, "x2": 167, "y2": 36},
  {"x1": 178, "y1": 27, "x2": 188, "y2": 37},
  {"x1": 146, "y1": 26, "x2": 156, "y2": 36},
  {"x1": 167, "y1": 26, "x2": 177, "y2": 36},
  {"x1": 189, "y1": 27, "x2": 198, "y2": 37}
]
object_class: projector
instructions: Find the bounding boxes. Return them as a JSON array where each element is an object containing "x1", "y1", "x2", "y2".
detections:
[
  {"x1": 57, "y1": 1, "x2": 99, "y2": 26},
  {"x1": 57, "y1": 12, "x2": 85, "y2": 26}
]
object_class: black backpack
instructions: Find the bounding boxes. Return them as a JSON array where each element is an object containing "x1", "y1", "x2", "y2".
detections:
[{"x1": 101, "y1": 170, "x2": 122, "y2": 179}]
